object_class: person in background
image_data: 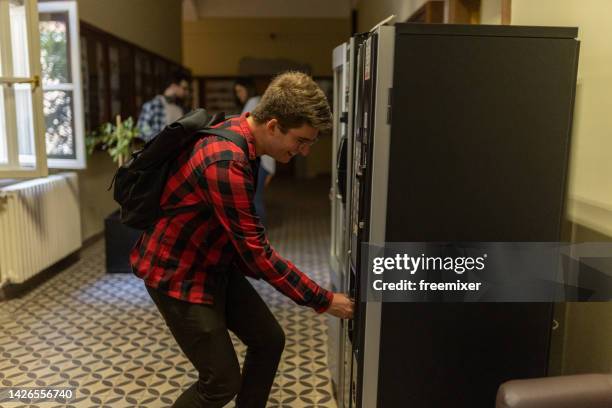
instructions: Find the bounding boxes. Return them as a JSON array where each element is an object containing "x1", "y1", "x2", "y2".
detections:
[
  {"x1": 235, "y1": 78, "x2": 276, "y2": 225},
  {"x1": 137, "y1": 70, "x2": 191, "y2": 142}
]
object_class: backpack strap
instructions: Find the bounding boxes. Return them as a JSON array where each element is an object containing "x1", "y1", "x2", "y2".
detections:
[{"x1": 198, "y1": 128, "x2": 250, "y2": 157}]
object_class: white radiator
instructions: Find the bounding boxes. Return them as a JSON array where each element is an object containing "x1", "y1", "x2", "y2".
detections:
[{"x1": 0, "y1": 173, "x2": 82, "y2": 285}]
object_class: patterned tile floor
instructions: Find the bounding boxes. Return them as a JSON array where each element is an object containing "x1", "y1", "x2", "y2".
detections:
[{"x1": 0, "y1": 177, "x2": 338, "y2": 407}]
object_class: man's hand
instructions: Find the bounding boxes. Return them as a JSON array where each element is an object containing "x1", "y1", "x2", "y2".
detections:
[{"x1": 326, "y1": 293, "x2": 354, "y2": 319}]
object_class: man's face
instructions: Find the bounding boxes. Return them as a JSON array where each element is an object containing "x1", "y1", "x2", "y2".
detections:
[
  {"x1": 170, "y1": 79, "x2": 189, "y2": 101},
  {"x1": 176, "y1": 79, "x2": 189, "y2": 99},
  {"x1": 265, "y1": 119, "x2": 319, "y2": 163}
]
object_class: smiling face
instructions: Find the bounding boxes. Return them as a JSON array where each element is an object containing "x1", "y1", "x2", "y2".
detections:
[
  {"x1": 264, "y1": 119, "x2": 319, "y2": 163},
  {"x1": 249, "y1": 72, "x2": 332, "y2": 160}
]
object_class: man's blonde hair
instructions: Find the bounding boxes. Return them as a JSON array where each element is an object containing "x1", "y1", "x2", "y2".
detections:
[{"x1": 252, "y1": 71, "x2": 332, "y2": 134}]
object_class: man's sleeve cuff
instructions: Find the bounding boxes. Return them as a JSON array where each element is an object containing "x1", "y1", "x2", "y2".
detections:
[{"x1": 313, "y1": 289, "x2": 334, "y2": 314}]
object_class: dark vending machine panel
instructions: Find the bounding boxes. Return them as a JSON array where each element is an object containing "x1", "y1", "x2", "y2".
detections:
[
  {"x1": 335, "y1": 36, "x2": 363, "y2": 408},
  {"x1": 349, "y1": 34, "x2": 377, "y2": 272},
  {"x1": 347, "y1": 33, "x2": 380, "y2": 408},
  {"x1": 342, "y1": 23, "x2": 579, "y2": 408}
]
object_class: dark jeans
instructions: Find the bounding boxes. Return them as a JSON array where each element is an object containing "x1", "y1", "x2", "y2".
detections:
[{"x1": 146, "y1": 269, "x2": 285, "y2": 408}]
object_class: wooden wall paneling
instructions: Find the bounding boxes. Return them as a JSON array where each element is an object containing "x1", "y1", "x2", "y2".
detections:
[
  {"x1": 154, "y1": 59, "x2": 168, "y2": 96},
  {"x1": 118, "y1": 43, "x2": 135, "y2": 119},
  {"x1": 78, "y1": 21, "x2": 191, "y2": 128},
  {"x1": 80, "y1": 25, "x2": 97, "y2": 130},
  {"x1": 133, "y1": 52, "x2": 143, "y2": 115},
  {"x1": 197, "y1": 78, "x2": 207, "y2": 110},
  {"x1": 406, "y1": 1, "x2": 445, "y2": 23},
  {"x1": 501, "y1": 0, "x2": 511, "y2": 24},
  {"x1": 142, "y1": 53, "x2": 154, "y2": 102},
  {"x1": 101, "y1": 38, "x2": 111, "y2": 125},
  {"x1": 79, "y1": 34, "x2": 91, "y2": 132},
  {"x1": 89, "y1": 35, "x2": 107, "y2": 127},
  {"x1": 108, "y1": 41, "x2": 121, "y2": 119},
  {"x1": 201, "y1": 77, "x2": 240, "y2": 115},
  {"x1": 448, "y1": 0, "x2": 481, "y2": 24},
  {"x1": 190, "y1": 78, "x2": 200, "y2": 109}
]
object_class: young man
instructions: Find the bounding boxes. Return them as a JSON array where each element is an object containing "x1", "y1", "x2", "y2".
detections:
[
  {"x1": 131, "y1": 71, "x2": 354, "y2": 408},
  {"x1": 137, "y1": 71, "x2": 191, "y2": 142}
]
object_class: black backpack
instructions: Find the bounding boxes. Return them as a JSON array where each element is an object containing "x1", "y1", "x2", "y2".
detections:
[{"x1": 111, "y1": 108, "x2": 255, "y2": 230}]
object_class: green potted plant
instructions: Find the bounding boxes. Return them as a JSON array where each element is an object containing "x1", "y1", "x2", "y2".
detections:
[
  {"x1": 86, "y1": 115, "x2": 141, "y2": 165},
  {"x1": 87, "y1": 115, "x2": 143, "y2": 273}
]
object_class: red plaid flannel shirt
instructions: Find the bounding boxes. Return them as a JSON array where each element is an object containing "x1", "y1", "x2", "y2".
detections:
[{"x1": 130, "y1": 113, "x2": 333, "y2": 313}]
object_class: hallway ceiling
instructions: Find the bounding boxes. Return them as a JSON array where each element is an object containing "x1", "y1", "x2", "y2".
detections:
[{"x1": 183, "y1": 0, "x2": 354, "y2": 19}]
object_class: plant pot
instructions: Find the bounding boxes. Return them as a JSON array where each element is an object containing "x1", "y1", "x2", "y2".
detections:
[{"x1": 104, "y1": 209, "x2": 143, "y2": 273}]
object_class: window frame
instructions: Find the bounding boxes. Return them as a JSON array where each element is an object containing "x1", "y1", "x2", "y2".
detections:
[
  {"x1": 39, "y1": 0, "x2": 86, "y2": 169},
  {"x1": 0, "y1": 0, "x2": 48, "y2": 178}
]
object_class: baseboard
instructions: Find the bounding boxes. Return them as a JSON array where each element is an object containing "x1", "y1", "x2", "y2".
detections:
[
  {"x1": 82, "y1": 231, "x2": 104, "y2": 249},
  {"x1": 0, "y1": 251, "x2": 81, "y2": 301},
  {"x1": 567, "y1": 196, "x2": 612, "y2": 241},
  {"x1": 0, "y1": 231, "x2": 107, "y2": 301}
]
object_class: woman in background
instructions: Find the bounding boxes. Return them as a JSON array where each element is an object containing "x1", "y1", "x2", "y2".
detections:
[{"x1": 234, "y1": 78, "x2": 276, "y2": 226}]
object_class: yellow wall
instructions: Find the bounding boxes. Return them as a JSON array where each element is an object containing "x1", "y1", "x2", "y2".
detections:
[
  {"x1": 559, "y1": 301, "x2": 612, "y2": 374},
  {"x1": 510, "y1": 1, "x2": 612, "y2": 373},
  {"x1": 74, "y1": 0, "x2": 183, "y2": 240},
  {"x1": 184, "y1": 17, "x2": 349, "y2": 178},
  {"x1": 183, "y1": 17, "x2": 350, "y2": 76},
  {"x1": 72, "y1": 152, "x2": 120, "y2": 240},
  {"x1": 357, "y1": 0, "x2": 427, "y2": 32},
  {"x1": 477, "y1": 0, "x2": 612, "y2": 377},
  {"x1": 510, "y1": 0, "x2": 612, "y2": 238},
  {"x1": 356, "y1": 0, "x2": 508, "y2": 28},
  {"x1": 76, "y1": 0, "x2": 182, "y2": 63},
  {"x1": 480, "y1": 0, "x2": 502, "y2": 24}
]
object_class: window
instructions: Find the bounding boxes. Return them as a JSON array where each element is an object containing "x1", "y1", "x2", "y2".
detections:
[
  {"x1": 0, "y1": 0, "x2": 48, "y2": 178},
  {"x1": 39, "y1": 1, "x2": 85, "y2": 169}
]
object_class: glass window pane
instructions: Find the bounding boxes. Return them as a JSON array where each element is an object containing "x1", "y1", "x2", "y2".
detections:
[
  {"x1": 39, "y1": 11, "x2": 72, "y2": 86},
  {"x1": 14, "y1": 83, "x2": 36, "y2": 167},
  {"x1": 0, "y1": 87, "x2": 7, "y2": 165},
  {"x1": 9, "y1": 0, "x2": 36, "y2": 167},
  {"x1": 9, "y1": 0, "x2": 30, "y2": 78},
  {"x1": 39, "y1": 9, "x2": 76, "y2": 161},
  {"x1": 0, "y1": 42, "x2": 5, "y2": 165},
  {"x1": 0, "y1": 0, "x2": 48, "y2": 175},
  {"x1": 43, "y1": 89, "x2": 74, "y2": 158}
]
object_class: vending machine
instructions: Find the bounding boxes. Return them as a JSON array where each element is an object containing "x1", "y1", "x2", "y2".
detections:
[
  {"x1": 333, "y1": 23, "x2": 580, "y2": 408},
  {"x1": 329, "y1": 36, "x2": 358, "y2": 403}
]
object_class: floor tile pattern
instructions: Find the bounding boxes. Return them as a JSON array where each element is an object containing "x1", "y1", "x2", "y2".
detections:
[{"x1": 0, "y1": 178, "x2": 337, "y2": 407}]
